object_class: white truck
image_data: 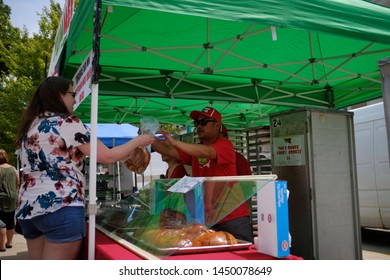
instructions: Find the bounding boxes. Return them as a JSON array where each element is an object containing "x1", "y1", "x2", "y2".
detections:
[{"x1": 352, "y1": 102, "x2": 390, "y2": 229}]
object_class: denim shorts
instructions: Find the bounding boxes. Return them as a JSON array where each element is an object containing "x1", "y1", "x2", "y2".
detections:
[{"x1": 18, "y1": 206, "x2": 85, "y2": 243}]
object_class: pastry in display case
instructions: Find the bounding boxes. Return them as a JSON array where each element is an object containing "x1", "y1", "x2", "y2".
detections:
[{"x1": 95, "y1": 174, "x2": 277, "y2": 259}]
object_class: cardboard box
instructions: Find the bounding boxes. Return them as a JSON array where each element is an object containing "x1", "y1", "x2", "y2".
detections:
[{"x1": 257, "y1": 180, "x2": 290, "y2": 258}]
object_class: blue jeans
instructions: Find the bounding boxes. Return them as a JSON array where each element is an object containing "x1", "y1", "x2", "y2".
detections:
[{"x1": 18, "y1": 206, "x2": 85, "y2": 243}]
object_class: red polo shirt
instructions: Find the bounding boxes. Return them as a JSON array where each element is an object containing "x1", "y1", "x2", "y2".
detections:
[{"x1": 176, "y1": 137, "x2": 249, "y2": 224}]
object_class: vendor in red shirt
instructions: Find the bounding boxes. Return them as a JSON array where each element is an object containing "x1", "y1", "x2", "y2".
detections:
[
  {"x1": 161, "y1": 154, "x2": 188, "y2": 179},
  {"x1": 152, "y1": 107, "x2": 253, "y2": 242}
]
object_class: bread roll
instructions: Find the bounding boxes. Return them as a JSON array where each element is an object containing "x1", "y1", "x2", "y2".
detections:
[
  {"x1": 191, "y1": 230, "x2": 215, "y2": 247},
  {"x1": 174, "y1": 238, "x2": 193, "y2": 248},
  {"x1": 124, "y1": 146, "x2": 150, "y2": 174},
  {"x1": 155, "y1": 228, "x2": 188, "y2": 248},
  {"x1": 139, "y1": 228, "x2": 160, "y2": 244},
  {"x1": 184, "y1": 223, "x2": 210, "y2": 239},
  {"x1": 159, "y1": 208, "x2": 187, "y2": 229},
  {"x1": 200, "y1": 231, "x2": 238, "y2": 246}
]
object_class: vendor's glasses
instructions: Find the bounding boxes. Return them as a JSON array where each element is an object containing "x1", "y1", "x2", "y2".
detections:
[{"x1": 194, "y1": 119, "x2": 217, "y2": 127}]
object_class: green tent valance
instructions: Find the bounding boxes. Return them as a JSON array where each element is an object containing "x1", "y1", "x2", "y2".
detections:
[{"x1": 58, "y1": 0, "x2": 390, "y2": 129}]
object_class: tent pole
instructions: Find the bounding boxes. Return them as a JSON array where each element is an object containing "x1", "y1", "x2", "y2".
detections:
[
  {"x1": 112, "y1": 138, "x2": 121, "y2": 200},
  {"x1": 117, "y1": 161, "x2": 121, "y2": 199},
  {"x1": 88, "y1": 0, "x2": 102, "y2": 261},
  {"x1": 378, "y1": 57, "x2": 390, "y2": 163},
  {"x1": 88, "y1": 83, "x2": 98, "y2": 260}
]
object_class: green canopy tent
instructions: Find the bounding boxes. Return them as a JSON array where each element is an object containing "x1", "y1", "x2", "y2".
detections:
[
  {"x1": 58, "y1": 0, "x2": 390, "y2": 130},
  {"x1": 52, "y1": 0, "x2": 390, "y2": 259}
]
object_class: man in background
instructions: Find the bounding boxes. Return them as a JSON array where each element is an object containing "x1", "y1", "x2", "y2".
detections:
[{"x1": 221, "y1": 124, "x2": 252, "y2": 176}]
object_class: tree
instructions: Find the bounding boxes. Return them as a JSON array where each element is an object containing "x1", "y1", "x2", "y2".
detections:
[
  {"x1": 0, "y1": 0, "x2": 62, "y2": 165},
  {"x1": 0, "y1": 0, "x2": 23, "y2": 76},
  {"x1": 0, "y1": 0, "x2": 179, "y2": 166}
]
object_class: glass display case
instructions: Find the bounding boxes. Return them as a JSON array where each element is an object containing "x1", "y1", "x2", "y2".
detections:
[{"x1": 96, "y1": 174, "x2": 277, "y2": 259}]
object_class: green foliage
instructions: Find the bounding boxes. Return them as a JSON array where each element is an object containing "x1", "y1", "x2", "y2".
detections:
[
  {"x1": 160, "y1": 123, "x2": 183, "y2": 135},
  {"x1": 133, "y1": 122, "x2": 184, "y2": 135},
  {"x1": 0, "y1": 0, "x2": 180, "y2": 167},
  {"x1": 0, "y1": 0, "x2": 62, "y2": 165},
  {"x1": 0, "y1": 76, "x2": 32, "y2": 160}
]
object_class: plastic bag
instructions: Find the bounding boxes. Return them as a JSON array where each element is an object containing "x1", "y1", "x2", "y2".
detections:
[
  {"x1": 140, "y1": 116, "x2": 160, "y2": 135},
  {"x1": 123, "y1": 116, "x2": 159, "y2": 173},
  {"x1": 140, "y1": 116, "x2": 160, "y2": 152}
]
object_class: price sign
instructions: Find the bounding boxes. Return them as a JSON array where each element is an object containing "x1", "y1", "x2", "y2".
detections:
[{"x1": 273, "y1": 135, "x2": 306, "y2": 166}]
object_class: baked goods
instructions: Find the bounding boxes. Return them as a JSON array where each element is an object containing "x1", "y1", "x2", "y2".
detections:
[
  {"x1": 135, "y1": 209, "x2": 238, "y2": 248},
  {"x1": 191, "y1": 229, "x2": 215, "y2": 246},
  {"x1": 200, "y1": 230, "x2": 238, "y2": 246},
  {"x1": 159, "y1": 208, "x2": 187, "y2": 229},
  {"x1": 138, "y1": 223, "x2": 237, "y2": 248},
  {"x1": 184, "y1": 223, "x2": 209, "y2": 238},
  {"x1": 123, "y1": 146, "x2": 150, "y2": 174},
  {"x1": 155, "y1": 228, "x2": 191, "y2": 248}
]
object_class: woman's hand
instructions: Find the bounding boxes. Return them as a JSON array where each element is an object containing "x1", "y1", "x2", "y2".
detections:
[{"x1": 134, "y1": 134, "x2": 156, "y2": 146}]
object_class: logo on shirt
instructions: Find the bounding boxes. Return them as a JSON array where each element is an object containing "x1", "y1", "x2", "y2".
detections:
[{"x1": 198, "y1": 157, "x2": 211, "y2": 168}]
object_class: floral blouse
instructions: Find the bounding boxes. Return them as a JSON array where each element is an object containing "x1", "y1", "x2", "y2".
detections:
[{"x1": 16, "y1": 113, "x2": 90, "y2": 220}]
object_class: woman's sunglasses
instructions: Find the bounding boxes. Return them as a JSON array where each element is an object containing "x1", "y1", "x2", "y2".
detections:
[{"x1": 194, "y1": 119, "x2": 217, "y2": 127}]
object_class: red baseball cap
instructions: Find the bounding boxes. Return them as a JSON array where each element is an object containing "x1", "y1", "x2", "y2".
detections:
[{"x1": 190, "y1": 107, "x2": 222, "y2": 122}]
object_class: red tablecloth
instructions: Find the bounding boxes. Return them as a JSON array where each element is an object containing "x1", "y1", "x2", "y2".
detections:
[{"x1": 89, "y1": 229, "x2": 303, "y2": 260}]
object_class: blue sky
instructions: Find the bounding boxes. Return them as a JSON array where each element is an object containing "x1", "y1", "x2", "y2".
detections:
[{"x1": 4, "y1": 0, "x2": 64, "y2": 36}]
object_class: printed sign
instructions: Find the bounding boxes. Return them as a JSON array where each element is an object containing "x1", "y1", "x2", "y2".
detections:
[
  {"x1": 167, "y1": 176, "x2": 206, "y2": 193},
  {"x1": 273, "y1": 134, "x2": 305, "y2": 166},
  {"x1": 272, "y1": 117, "x2": 282, "y2": 127},
  {"x1": 48, "y1": 0, "x2": 74, "y2": 76},
  {"x1": 72, "y1": 51, "x2": 93, "y2": 110}
]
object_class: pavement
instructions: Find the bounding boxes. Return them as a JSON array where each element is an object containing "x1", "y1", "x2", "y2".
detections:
[
  {"x1": 1, "y1": 233, "x2": 389, "y2": 260},
  {"x1": 0, "y1": 233, "x2": 28, "y2": 260}
]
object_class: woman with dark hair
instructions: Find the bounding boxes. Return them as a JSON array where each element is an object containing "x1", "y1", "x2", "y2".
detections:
[
  {"x1": 0, "y1": 149, "x2": 20, "y2": 252},
  {"x1": 16, "y1": 76, "x2": 155, "y2": 260}
]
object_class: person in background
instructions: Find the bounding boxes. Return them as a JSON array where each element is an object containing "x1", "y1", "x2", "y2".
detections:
[
  {"x1": 220, "y1": 125, "x2": 252, "y2": 176},
  {"x1": 161, "y1": 153, "x2": 188, "y2": 179},
  {"x1": 0, "y1": 149, "x2": 20, "y2": 252},
  {"x1": 0, "y1": 219, "x2": 6, "y2": 252},
  {"x1": 152, "y1": 107, "x2": 253, "y2": 242},
  {"x1": 16, "y1": 76, "x2": 155, "y2": 260},
  {"x1": 221, "y1": 124, "x2": 255, "y2": 233}
]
